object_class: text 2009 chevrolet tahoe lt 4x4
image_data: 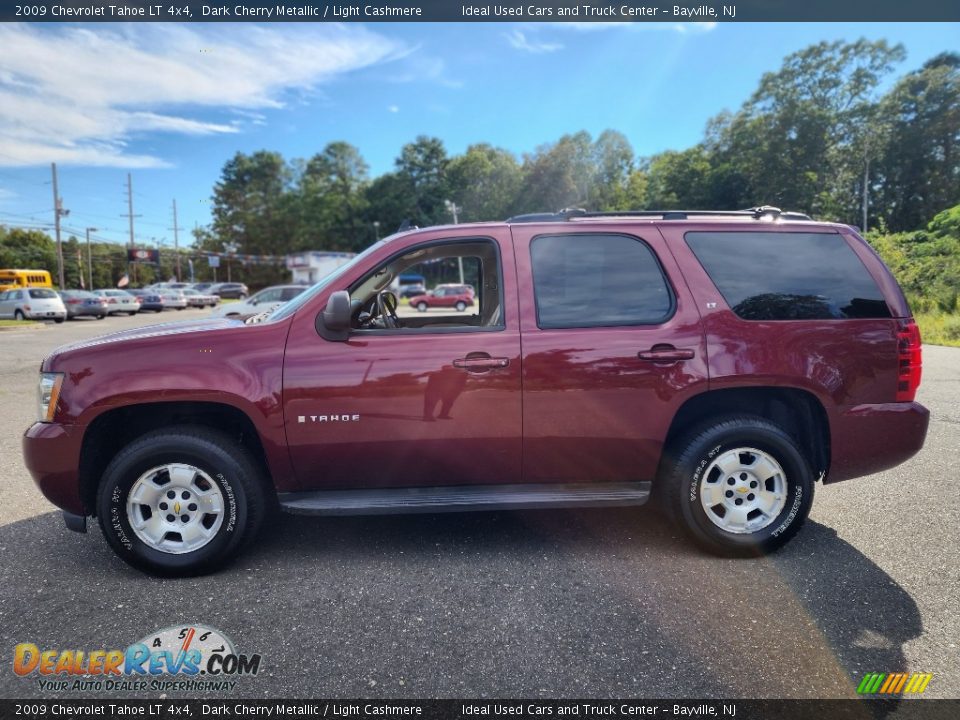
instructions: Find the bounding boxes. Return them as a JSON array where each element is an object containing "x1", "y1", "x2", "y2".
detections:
[{"x1": 23, "y1": 207, "x2": 929, "y2": 575}]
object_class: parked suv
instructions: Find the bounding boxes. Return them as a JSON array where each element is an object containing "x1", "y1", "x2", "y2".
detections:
[
  {"x1": 408, "y1": 284, "x2": 476, "y2": 312},
  {"x1": 23, "y1": 208, "x2": 928, "y2": 575}
]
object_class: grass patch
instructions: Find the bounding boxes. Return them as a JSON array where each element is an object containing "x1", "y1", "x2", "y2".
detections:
[
  {"x1": 0, "y1": 319, "x2": 40, "y2": 328},
  {"x1": 915, "y1": 312, "x2": 960, "y2": 348},
  {"x1": 220, "y1": 298, "x2": 241, "y2": 305}
]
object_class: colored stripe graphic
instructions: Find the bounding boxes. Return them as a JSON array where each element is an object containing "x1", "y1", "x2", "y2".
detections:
[{"x1": 857, "y1": 672, "x2": 932, "y2": 695}]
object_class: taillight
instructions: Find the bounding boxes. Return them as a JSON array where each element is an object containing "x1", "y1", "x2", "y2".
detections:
[{"x1": 896, "y1": 319, "x2": 922, "y2": 402}]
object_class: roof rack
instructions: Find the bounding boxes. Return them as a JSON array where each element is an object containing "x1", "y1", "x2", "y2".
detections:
[{"x1": 505, "y1": 206, "x2": 812, "y2": 223}]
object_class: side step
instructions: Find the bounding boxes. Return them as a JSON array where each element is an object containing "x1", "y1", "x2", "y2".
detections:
[{"x1": 278, "y1": 482, "x2": 651, "y2": 517}]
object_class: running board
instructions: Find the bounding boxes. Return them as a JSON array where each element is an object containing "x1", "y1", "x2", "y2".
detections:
[{"x1": 278, "y1": 482, "x2": 651, "y2": 516}]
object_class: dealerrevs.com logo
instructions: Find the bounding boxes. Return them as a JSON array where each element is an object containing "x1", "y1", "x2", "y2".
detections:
[{"x1": 13, "y1": 624, "x2": 261, "y2": 693}]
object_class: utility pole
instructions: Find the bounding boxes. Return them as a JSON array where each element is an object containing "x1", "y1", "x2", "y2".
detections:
[
  {"x1": 50, "y1": 163, "x2": 67, "y2": 289},
  {"x1": 122, "y1": 174, "x2": 141, "y2": 284},
  {"x1": 170, "y1": 199, "x2": 183, "y2": 281},
  {"x1": 444, "y1": 200, "x2": 464, "y2": 283},
  {"x1": 85, "y1": 227, "x2": 97, "y2": 290}
]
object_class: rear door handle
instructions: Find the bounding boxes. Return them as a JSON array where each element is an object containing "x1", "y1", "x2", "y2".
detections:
[{"x1": 637, "y1": 345, "x2": 695, "y2": 363}]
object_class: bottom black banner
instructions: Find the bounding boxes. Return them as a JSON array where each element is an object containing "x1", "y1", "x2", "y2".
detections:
[{"x1": 2, "y1": 700, "x2": 959, "y2": 720}]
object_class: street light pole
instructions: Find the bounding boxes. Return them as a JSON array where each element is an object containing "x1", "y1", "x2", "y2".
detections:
[
  {"x1": 85, "y1": 228, "x2": 97, "y2": 290},
  {"x1": 373, "y1": 220, "x2": 381, "y2": 242}
]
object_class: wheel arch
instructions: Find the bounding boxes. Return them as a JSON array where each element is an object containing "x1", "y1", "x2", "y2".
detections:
[
  {"x1": 78, "y1": 401, "x2": 274, "y2": 517},
  {"x1": 662, "y1": 386, "x2": 830, "y2": 481}
]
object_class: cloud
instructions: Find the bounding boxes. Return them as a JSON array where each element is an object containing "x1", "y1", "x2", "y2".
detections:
[
  {"x1": 387, "y1": 105, "x2": 400, "y2": 113},
  {"x1": 0, "y1": 24, "x2": 407, "y2": 168},
  {"x1": 386, "y1": 53, "x2": 463, "y2": 89},
  {"x1": 504, "y1": 30, "x2": 564, "y2": 54}
]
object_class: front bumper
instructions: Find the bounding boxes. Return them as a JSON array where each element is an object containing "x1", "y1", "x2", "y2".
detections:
[
  {"x1": 826, "y1": 401, "x2": 930, "y2": 483},
  {"x1": 22, "y1": 422, "x2": 86, "y2": 515}
]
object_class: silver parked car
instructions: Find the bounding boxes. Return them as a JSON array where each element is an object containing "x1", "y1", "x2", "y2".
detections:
[
  {"x1": 93, "y1": 289, "x2": 140, "y2": 315},
  {"x1": 0, "y1": 287, "x2": 66, "y2": 322},
  {"x1": 59, "y1": 290, "x2": 109, "y2": 320},
  {"x1": 209, "y1": 284, "x2": 306, "y2": 318}
]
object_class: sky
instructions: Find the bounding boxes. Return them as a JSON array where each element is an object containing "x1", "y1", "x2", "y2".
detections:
[{"x1": 0, "y1": 21, "x2": 957, "y2": 249}]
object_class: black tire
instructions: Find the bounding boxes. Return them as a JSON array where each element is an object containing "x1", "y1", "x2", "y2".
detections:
[
  {"x1": 417, "y1": 302, "x2": 428, "y2": 312},
  {"x1": 657, "y1": 415, "x2": 814, "y2": 557},
  {"x1": 54, "y1": 318, "x2": 65, "y2": 324},
  {"x1": 96, "y1": 425, "x2": 267, "y2": 576},
  {"x1": 97, "y1": 314, "x2": 105, "y2": 320},
  {"x1": 14, "y1": 310, "x2": 25, "y2": 321},
  {"x1": 455, "y1": 301, "x2": 467, "y2": 312}
]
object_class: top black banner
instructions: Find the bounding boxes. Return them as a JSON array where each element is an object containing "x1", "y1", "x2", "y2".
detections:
[{"x1": 3, "y1": 0, "x2": 960, "y2": 23}]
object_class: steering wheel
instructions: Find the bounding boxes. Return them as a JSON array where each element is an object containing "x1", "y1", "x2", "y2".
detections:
[{"x1": 376, "y1": 290, "x2": 400, "y2": 329}]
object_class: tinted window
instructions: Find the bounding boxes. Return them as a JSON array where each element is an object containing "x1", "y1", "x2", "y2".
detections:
[
  {"x1": 29, "y1": 289, "x2": 58, "y2": 299},
  {"x1": 686, "y1": 232, "x2": 891, "y2": 321},
  {"x1": 280, "y1": 287, "x2": 305, "y2": 301},
  {"x1": 531, "y1": 234, "x2": 673, "y2": 329}
]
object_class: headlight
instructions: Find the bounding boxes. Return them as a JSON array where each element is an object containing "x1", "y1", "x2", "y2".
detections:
[{"x1": 38, "y1": 373, "x2": 64, "y2": 423}]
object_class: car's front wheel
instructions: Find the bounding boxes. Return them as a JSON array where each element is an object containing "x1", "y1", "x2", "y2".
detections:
[
  {"x1": 455, "y1": 301, "x2": 467, "y2": 312},
  {"x1": 658, "y1": 415, "x2": 814, "y2": 557},
  {"x1": 97, "y1": 426, "x2": 267, "y2": 576}
]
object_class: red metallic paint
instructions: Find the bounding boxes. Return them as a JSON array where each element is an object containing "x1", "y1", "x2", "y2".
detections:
[
  {"x1": 23, "y1": 218, "x2": 929, "y2": 518},
  {"x1": 282, "y1": 227, "x2": 522, "y2": 489},
  {"x1": 510, "y1": 223, "x2": 709, "y2": 483}
]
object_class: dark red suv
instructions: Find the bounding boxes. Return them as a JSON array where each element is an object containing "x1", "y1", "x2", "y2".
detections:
[{"x1": 23, "y1": 207, "x2": 928, "y2": 575}]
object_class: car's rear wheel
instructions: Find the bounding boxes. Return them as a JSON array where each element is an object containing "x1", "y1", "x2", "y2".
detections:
[
  {"x1": 417, "y1": 302, "x2": 428, "y2": 312},
  {"x1": 14, "y1": 310, "x2": 25, "y2": 321},
  {"x1": 97, "y1": 426, "x2": 267, "y2": 576},
  {"x1": 658, "y1": 415, "x2": 814, "y2": 557},
  {"x1": 455, "y1": 301, "x2": 467, "y2": 312}
]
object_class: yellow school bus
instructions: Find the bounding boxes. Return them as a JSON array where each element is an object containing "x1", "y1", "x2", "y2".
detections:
[{"x1": 0, "y1": 269, "x2": 54, "y2": 292}]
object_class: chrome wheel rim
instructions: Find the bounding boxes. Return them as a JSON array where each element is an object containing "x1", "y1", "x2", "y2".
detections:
[
  {"x1": 126, "y1": 464, "x2": 225, "y2": 554},
  {"x1": 699, "y1": 447, "x2": 787, "y2": 534}
]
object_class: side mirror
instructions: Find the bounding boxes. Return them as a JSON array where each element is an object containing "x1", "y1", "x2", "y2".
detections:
[{"x1": 320, "y1": 290, "x2": 351, "y2": 340}]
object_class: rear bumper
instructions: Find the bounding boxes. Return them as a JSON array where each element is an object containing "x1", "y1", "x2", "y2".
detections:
[
  {"x1": 22, "y1": 422, "x2": 86, "y2": 515},
  {"x1": 26, "y1": 310, "x2": 66, "y2": 320},
  {"x1": 826, "y1": 402, "x2": 930, "y2": 483}
]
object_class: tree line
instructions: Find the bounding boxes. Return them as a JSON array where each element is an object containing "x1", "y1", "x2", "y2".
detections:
[{"x1": 195, "y1": 39, "x2": 959, "y2": 269}]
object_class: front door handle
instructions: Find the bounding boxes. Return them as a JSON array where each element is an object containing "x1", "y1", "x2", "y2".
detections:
[
  {"x1": 637, "y1": 345, "x2": 695, "y2": 363},
  {"x1": 453, "y1": 354, "x2": 510, "y2": 372}
]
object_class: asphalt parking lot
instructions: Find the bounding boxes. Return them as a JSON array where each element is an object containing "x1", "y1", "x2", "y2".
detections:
[{"x1": 0, "y1": 310, "x2": 957, "y2": 699}]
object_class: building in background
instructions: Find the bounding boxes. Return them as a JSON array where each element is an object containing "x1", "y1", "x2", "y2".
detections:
[{"x1": 285, "y1": 251, "x2": 355, "y2": 285}]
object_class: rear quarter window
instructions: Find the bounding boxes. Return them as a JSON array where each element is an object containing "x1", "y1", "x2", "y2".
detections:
[{"x1": 685, "y1": 231, "x2": 891, "y2": 320}]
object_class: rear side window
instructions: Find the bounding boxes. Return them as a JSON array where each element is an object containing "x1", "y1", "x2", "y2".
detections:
[
  {"x1": 280, "y1": 287, "x2": 304, "y2": 301},
  {"x1": 686, "y1": 232, "x2": 891, "y2": 320},
  {"x1": 531, "y1": 233, "x2": 674, "y2": 329}
]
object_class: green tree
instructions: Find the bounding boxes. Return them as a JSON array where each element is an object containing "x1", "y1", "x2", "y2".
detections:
[
  {"x1": 446, "y1": 143, "x2": 523, "y2": 221},
  {"x1": 875, "y1": 52, "x2": 960, "y2": 231}
]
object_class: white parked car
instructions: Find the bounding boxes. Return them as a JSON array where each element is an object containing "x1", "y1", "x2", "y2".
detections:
[
  {"x1": 93, "y1": 289, "x2": 140, "y2": 315},
  {"x1": 0, "y1": 287, "x2": 66, "y2": 322},
  {"x1": 180, "y1": 288, "x2": 220, "y2": 308},
  {"x1": 159, "y1": 291, "x2": 187, "y2": 310},
  {"x1": 209, "y1": 285, "x2": 306, "y2": 318}
]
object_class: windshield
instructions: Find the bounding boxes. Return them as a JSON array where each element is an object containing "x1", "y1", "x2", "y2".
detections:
[{"x1": 268, "y1": 241, "x2": 386, "y2": 323}]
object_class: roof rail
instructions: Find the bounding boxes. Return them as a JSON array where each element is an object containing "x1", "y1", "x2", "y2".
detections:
[{"x1": 505, "y1": 206, "x2": 812, "y2": 223}]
